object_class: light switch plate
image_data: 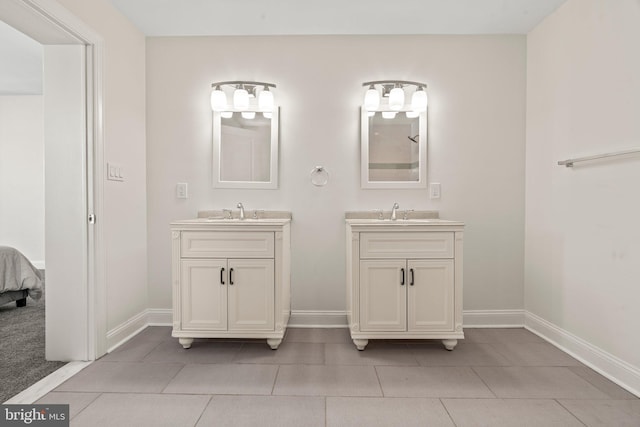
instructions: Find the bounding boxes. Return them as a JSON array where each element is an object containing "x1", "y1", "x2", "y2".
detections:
[
  {"x1": 107, "y1": 162, "x2": 124, "y2": 182},
  {"x1": 430, "y1": 183, "x2": 441, "y2": 199},
  {"x1": 176, "y1": 183, "x2": 188, "y2": 199}
]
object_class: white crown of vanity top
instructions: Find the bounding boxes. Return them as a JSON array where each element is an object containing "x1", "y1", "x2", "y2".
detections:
[
  {"x1": 345, "y1": 210, "x2": 463, "y2": 226},
  {"x1": 171, "y1": 210, "x2": 292, "y2": 226}
]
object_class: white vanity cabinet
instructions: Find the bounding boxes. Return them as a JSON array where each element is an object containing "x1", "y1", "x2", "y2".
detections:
[
  {"x1": 171, "y1": 217, "x2": 291, "y2": 349},
  {"x1": 346, "y1": 219, "x2": 464, "y2": 350}
]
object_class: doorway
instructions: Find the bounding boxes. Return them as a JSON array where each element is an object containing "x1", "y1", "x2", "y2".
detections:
[{"x1": 0, "y1": 0, "x2": 106, "y2": 362}]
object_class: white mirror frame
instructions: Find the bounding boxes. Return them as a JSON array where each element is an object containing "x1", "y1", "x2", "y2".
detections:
[
  {"x1": 212, "y1": 107, "x2": 279, "y2": 189},
  {"x1": 361, "y1": 107, "x2": 427, "y2": 189}
]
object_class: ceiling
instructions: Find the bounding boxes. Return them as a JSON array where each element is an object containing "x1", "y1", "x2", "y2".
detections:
[
  {"x1": 108, "y1": 0, "x2": 568, "y2": 36},
  {"x1": 1, "y1": 0, "x2": 568, "y2": 95}
]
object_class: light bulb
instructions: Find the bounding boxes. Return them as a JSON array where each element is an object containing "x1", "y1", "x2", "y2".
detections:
[
  {"x1": 221, "y1": 111, "x2": 233, "y2": 119},
  {"x1": 258, "y1": 88, "x2": 274, "y2": 111},
  {"x1": 241, "y1": 111, "x2": 256, "y2": 119},
  {"x1": 210, "y1": 87, "x2": 227, "y2": 111},
  {"x1": 411, "y1": 87, "x2": 428, "y2": 112},
  {"x1": 406, "y1": 111, "x2": 419, "y2": 118},
  {"x1": 389, "y1": 87, "x2": 404, "y2": 110},
  {"x1": 363, "y1": 86, "x2": 380, "y2": 110},
  {"x1": 233, "y1": 87, "x2": 249, "y2": 110},
  {"x1": 381, "y1": 111, "x2": 397, "y2": 119}
]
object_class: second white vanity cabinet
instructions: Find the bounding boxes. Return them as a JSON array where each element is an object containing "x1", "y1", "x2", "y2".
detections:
[
  {"x1": 346, "y1": 217, "x2": 464, "y2": 350},
  {"x1": 171, "y1": 216, "x2": 290, "y2": 349}
]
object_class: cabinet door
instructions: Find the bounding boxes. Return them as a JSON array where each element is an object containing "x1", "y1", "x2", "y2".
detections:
[
  {"x1": 407, "y1": 259, "x2": 454, "y2": 331},
  {"x1": 180, "y1": 259, "x2": 227, "y2": 330},
  {"x1": 227, "y1": 259, "x2": 275, "y2": 331},
  {"x1": 359, "y1": 260, "x2": 407, "y2": 331}
]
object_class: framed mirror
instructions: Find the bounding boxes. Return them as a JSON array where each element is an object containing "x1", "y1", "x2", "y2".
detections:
[
  {"x1": 213, "y1": 108, "x2": 279, "y2": 189},
  {"x1": 361, "y1": 108, "x2": 427, "y2": 189}
]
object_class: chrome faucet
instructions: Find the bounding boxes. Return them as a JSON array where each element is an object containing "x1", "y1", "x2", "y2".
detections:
[
  {"x1": 237, "y1": 202, "x2": 245, "y2": 220},
  {"x1": 391, "y1": 203, "x2": 400, "y2": 221}
]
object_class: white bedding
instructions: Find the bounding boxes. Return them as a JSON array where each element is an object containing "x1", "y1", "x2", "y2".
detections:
[{"x1": 0, "y1": 246, "x2": 43, "y2": 300}]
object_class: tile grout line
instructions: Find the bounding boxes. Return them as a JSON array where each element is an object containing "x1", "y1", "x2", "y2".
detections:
[
  {"x1": 469, "y1": 366, "x2": 499, "y2": 399},
  {"x1": 554, "y1": 398, "x2": 588, "y2": 426},
  {"x1": 67, "y1": 392, "x2": 103, "y2": 422},
  {"x1": 270, "y1": 365, "x2": 281, "y2": 395},
  {"x1": 191, "y1": 395, "x2": 214, "y2": 427},
  {"x1": 159, "y1": 362, "x2": 188, "y2": 394},
  {"x1": 373, "y1": 365, "x2": 386, "y2": 397},
  {"x1": 438, "y1": 398, "x2": 460, "y2": 427}
]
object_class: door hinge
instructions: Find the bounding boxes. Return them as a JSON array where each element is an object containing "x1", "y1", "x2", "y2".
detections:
[{"x1": 88, "y1": 214, "x2": 96, "y2": 224}]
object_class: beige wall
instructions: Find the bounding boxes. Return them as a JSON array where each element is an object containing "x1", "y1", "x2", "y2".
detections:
[
  {"x1": 146, "y1": 35, "x2": 527, "y2": 316},
  {"x1": 57, "y1": 0, "x2": 147, "y2": 333},
  {"x1": 526, "y1": 0, "x2": 640, "y2": 389}
]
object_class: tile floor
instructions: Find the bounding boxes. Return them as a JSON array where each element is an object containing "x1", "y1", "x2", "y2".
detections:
[{"x1": 36, "y1": 327, "x2": 639, "y2": 426}]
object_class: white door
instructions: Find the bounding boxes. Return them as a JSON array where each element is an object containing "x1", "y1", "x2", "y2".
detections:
[
  {"x1": 359, "y1": 259, "x2": 407, "y2": 331},
  {"x1": 407, "y1": 259, "x2": 454, "y2": 331},
  {"x1": 227, "y1": 259, "x2": 274, "y2": 331},
  {"x1": 180, "y1": 259, "x2": 227, "y2": 330}
]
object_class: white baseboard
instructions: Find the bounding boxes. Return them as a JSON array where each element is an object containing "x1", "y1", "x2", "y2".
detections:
[
  {"x1": 289, "y1": 310, "x2": 348, "y2": 328},
  {"x1": 106, "y1": 308, "x2": 173, "y2": 352},
  {"x1": 525, "y1": 311, "x2": 640, "y2": 398},
  {"x1": 462, "y1": 309, "x2": 525, "y2": 327},
  {"x1": 106, "y1": 310, "x2": 149, "y2": 352},
  {"x1": 287, "y1": 309, "x2": 526, "y2": 329},
  {"x1": 145, "y1": 308, "x2": 172, "y2": 326}
]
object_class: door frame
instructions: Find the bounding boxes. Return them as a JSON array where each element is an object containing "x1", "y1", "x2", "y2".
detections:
[{"x1": 6, "y1": 0, "x2": 106, "y2": 360}]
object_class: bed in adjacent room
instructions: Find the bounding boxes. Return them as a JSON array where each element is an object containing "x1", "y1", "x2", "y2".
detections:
[{"x1": 0, "y1": 246, "x2": 43, "y2": 307}]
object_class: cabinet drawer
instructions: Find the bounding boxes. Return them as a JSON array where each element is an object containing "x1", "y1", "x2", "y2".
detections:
[
  {"x1": 181, "y1": 231, "x2": 274, "y2": 258},
  {"x1": 360, "y1": 232, "x2": 454, "y2": 259}
]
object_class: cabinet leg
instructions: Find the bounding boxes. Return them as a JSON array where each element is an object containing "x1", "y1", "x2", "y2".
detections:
[
  {"x1": 353, "y1": 339, "x2": 369, "y2": 351},
  {"x1": 442, "y1": 339, "x2": 458, "y2": 351},
  {"x1": 179, "y1": 338, "x2": 194, "y2": 349},
  {"x1": 267, "y1": 338, "x2": 282, "y2": 350}
]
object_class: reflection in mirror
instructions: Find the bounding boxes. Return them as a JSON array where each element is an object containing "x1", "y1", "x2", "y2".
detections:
[
  {"x1": 361, "y1": 109, "x2": 427, "y2": 189},
  {"x1": 213, "y1": 108, "x2": 279, "y2": 189},
  {"x1": 368, "y1": 112, "x2": 419, "y2": 182}
]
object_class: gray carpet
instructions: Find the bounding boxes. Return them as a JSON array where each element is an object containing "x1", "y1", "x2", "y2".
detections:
[{"x1": 0, "y1": 283, "x2": 65, "y2": 402}]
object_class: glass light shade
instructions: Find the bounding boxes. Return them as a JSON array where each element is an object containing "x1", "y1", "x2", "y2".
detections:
[
  {"x1": 221, "y1": 111, "x2": 233, "y2": 118},
  {"x1": 210, "y1": 88, "x2": 227, "y2": 111},
  {"x1": 381, "y1": 111, "x2": 397, "y2": 119},
  {"x1": 388, "y1": 87, "x2": 404, "y2": 110},
  {"x1": 363, "y1": 88, "x2": 380, "y2": 110},
  {"x1": 411, "y1": 89, "x2": 428, "y2": 112},
  {"x1": 233, "y1": 88, "x2": 249, "y2": 110},
  {"x1": 262, "y1": 112, "x2": 272, "y2": 119},
  {"x1": 241, "y1": 111, "x2": 256, "y2": 119},
  {"x1": 405, "y1": 111, "x2": 419, "y2": 118},
  {"x1": 258, "y1": 89, "x2": 274, "y2": 111},
  {"x1": 367, "y1": 111, "x2": 375, "y2": 117}
]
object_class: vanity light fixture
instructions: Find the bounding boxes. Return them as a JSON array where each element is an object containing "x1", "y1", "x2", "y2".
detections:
[
  {"x1": 362, "y1": 80, "x2": 428, "y2": 113},
  {"x1": 210, "y1": 80, "x2": 277, "y2": 114},
  {"x1": 363, "y1": 84, "x2": 380, "y2": 110}
]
